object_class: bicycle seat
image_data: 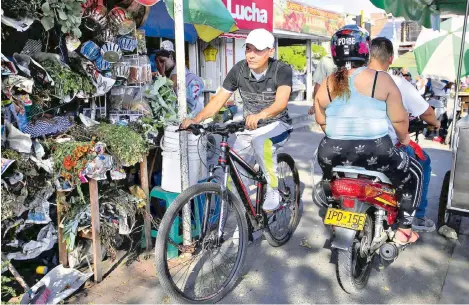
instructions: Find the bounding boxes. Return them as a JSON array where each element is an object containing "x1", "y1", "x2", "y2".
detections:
[{"x1": 332, "y1": 166, "x2": 392, "y2": 185}]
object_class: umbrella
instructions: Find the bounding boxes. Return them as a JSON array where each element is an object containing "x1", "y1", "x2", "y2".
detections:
[
  {"x1": 370, "y1": 0, "x2": 467, "y2": 29},
  {"x1": 413, "y1": 17, "x2": 469, "y2": 80},
  {"x1": 389, "y1": 51, "x2": 419, "y2": 76},
  {"x1": 390, "y1": 51, "x2": 417, "y2": 68},
  {"x1": 141, "y1": 0, "x2": 237, "y2": 43}
]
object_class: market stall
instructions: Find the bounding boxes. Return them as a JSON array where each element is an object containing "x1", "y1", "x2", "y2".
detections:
[{"x1": 1, "y1": 0, "x2": 236, "y2": 301}]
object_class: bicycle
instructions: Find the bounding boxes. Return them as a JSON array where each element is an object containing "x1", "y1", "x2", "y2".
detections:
[{"x1": 155, "y1": 120, "x2": 301, "y2": 303}]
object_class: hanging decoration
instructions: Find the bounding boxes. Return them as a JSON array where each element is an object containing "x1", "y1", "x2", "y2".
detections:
[{"x1": 203, "y1": 44, "x2": 218, "y2": 62}]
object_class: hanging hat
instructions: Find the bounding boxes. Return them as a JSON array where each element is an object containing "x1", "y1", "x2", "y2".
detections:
[
  {"x1": 108, "y1": 7, "x2": 136, "y2": 36},
  {"x1": 84, "y1": 5, "x2": 108, "y2": 31},
  {"x1": 112, "y1": 60, "x2": 130, "y2": 80},
  {"x1": 80, "y1": 41, "x2": 101, "y2": 61},
  {"x1": 118, "y1": 36, "x2": 138, "y2": 52},
  {"x1": 95, "y1": 55, "x2": 111, "y2": 71},
  {"x1": 101, "y1": 42, "x2": 122, "y2": 63},
  {"x1": 98, "y1": 26, "x2": 117, "y2": 43}
]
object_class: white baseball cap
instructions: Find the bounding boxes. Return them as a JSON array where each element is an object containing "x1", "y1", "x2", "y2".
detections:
[
  {"x1": 161, "y1": 40, "x2": 175, "y2": 52},
  {"x1": 245, "y1": 29, "x2": 275, "y2": 50}
]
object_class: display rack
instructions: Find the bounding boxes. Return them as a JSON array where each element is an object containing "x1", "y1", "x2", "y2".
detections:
[{"x1": 56, "y1": 158, "x2": 152, "y2": 283}]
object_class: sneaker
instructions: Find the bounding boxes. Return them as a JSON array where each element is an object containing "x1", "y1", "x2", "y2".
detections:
[
  {"x1": 232, "y1": 226, "x2": 239, "y2": 246},
  {"x1": 412, "y1": 217, "x2": 436, "y2": 232},
  {"x1": 263, "y1": 187, "x2": 280, "y2": 212}
]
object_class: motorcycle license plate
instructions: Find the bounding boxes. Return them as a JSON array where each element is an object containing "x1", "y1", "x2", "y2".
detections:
[{"x1": 324, "y1": 208, "x2": 366, "y2": 231}]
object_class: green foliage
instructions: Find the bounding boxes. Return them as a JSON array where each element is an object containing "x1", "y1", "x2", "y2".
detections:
[
  {"x1": 41, "y1": 60, "x2": 95, "y2": 98},
  {"x1": 93, "y1": 124, "x2": 148, "y2": 166},
  {"x1": 41, "y1": 0, "x2": 85, "y2": 38},
  {"x1": 144, "y1": 76, "x2": 180, "y2": 127},
  {"x1": 312, "y1": 44, "x2": 328, "y2": 59},
  {"x1": 278, "y1": 44, "x2": 328, "y2": 71},
  {"x1": 1, "y1": 262, "x2": 17, "y2": 304},
  {"x1": 278, "y1": 46, "x2": 306, "y2": 71},
  {"x1": 2, "y1": 0, "x2": 43, "y2": 19}
]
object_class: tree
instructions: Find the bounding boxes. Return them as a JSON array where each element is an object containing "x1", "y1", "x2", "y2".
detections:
[
  {"x1": 278, "y1": 46, "x2": 306, "y2": 71},
  {"x1": 312, "y1": 44, "x2": 327, "y2": 59},
  {"x1": 278, "y1": 44, "x2": 328, "y2": 71}
]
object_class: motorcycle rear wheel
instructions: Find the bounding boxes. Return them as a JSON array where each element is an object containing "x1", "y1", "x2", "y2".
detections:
[{"x1": 336, "y1": 214, "x2": 374, "y2": 294}]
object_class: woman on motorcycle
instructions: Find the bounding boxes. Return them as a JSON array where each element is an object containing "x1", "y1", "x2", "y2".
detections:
[{"x1": 314, "y1": 25, "x2": 423, "y2": 245}]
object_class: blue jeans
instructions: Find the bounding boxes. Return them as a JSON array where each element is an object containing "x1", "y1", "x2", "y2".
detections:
[{"x1": 401, "y1": 146, "x2": 431, "y2": 218}]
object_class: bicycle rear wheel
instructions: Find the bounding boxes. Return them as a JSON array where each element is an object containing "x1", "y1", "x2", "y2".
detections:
[
  {"x1": 263, "y1": 153, "x2": 301, "y2": 247},
  {"x1": 155, "y1": 183, "x2": 248, "y2": 303}
]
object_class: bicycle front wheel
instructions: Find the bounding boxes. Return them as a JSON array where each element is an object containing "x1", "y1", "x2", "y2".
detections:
[
  {"x1": 263, "y1": 153, "x2": 301, "y2": 247},
  {"x1": 155, "y1": 183, "x2": 248, "y2": 303}
]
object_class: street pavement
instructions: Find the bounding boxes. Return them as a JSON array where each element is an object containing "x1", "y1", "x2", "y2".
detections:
[{"x1": 68, "y1": 120, "x2": 468, "y2": 304}]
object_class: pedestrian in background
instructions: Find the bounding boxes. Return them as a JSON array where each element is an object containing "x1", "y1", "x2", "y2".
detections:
[{"x1": 308, "y1": 54, "x2": 335, "y2": 115}]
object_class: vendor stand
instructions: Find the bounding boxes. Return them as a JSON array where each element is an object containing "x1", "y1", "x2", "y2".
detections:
[
  {"x1": 1, "y1": 0, "x2": 237, "y2": 301},
  {"x1": 1, "y1": 0, "x2": 174, "y2": 300}
]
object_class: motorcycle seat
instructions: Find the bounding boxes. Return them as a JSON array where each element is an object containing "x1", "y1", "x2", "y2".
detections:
[{"x1": 332, "y1": 166, "x2": 392, "y2": 185}]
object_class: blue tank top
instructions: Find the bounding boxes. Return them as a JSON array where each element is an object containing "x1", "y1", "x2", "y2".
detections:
[{"x1": 325, "y1": 67, "x2": 388, "y2": 140}]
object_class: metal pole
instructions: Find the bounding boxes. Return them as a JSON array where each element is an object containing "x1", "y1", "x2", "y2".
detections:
[
  {"x1": 174, "y1": 0, "x2": 191, "y2": 246},
  {"x1": 274, "y1": 37, "x2": 279, "y2": 59},
  {"x1": 306, "y1": 39, "x2": 313, "y2": 103},
  {"x1": 450, "y1": 2, "x2": 469, "y2": 148}
]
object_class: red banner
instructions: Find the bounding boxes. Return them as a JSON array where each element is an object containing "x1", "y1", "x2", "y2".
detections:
[{"x1": 222, "y1": 0, "x2": 273, "y2": 32}]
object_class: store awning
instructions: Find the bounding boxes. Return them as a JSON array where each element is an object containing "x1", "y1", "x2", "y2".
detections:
[
  {"x1": 140, "y1": 1, "x2": 198, "y2": 43},
  {"x1": 273, "y1": 29, "x2": 330, "y2": 42},
  {"x1": 141, "y1": 0, "x2": 237, "y2": 43}
]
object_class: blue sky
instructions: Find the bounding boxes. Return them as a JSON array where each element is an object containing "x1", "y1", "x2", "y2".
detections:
[{"x1": 295, "y1": 0, "x2": 384, "y2": 15}]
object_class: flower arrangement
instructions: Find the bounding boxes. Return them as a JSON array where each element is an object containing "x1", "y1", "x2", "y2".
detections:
[{"x1": 50, "y1": 140, "x2": 96, "y2": 199}]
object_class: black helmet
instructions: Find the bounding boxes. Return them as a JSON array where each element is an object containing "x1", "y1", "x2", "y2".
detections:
[{"x1": 331, "y1": 24, "x2": 370, "y2": 67}]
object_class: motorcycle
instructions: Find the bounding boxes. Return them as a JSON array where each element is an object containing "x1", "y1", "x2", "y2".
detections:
[{"x1": 313, "y1": 157, "x2": 409, "y2": 294}]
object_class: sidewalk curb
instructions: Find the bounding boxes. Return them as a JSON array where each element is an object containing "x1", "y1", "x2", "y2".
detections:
[{"x1": 438, "y1": 218, "x2": 469, "y2": 304}]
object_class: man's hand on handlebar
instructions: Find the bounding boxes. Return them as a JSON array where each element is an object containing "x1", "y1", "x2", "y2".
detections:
[
  {"x1": 245, "y1": 113, "x2": 266, "y2": 130},
  {"x1": 181, "y1": 118, "x2": 199, "y2": 129}
]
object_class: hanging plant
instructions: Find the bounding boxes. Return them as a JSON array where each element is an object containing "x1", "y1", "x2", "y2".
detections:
[
  {"x1": 2, "y1": 0, "x2": 43, "y2": 20},
  {"x1": 92, "y1": 124, "x2": 148, "y2": 167},
  {"x1": 41, "y1": 0, "x2": 85, "y2": 38},
  {"x1": 41, "y1": 60, "x2": 95, "y2": 98},
  {"x1": 144, "y1": 76, "x2": 180, "y2": 127}
]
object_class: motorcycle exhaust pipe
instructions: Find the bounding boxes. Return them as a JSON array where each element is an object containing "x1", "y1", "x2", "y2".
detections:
[{"x1": 379, "y1": 242, "x2": 399, "y2": 261}]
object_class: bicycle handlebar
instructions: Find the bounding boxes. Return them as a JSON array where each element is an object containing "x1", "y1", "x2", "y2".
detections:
[{"x1": 177, "y1": 119, "x2": 265, "y2": 136}]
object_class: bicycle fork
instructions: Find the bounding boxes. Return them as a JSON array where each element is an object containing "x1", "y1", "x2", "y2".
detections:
[{"x1": 200, "y1": 136, "x2": 230, "y2": 247}]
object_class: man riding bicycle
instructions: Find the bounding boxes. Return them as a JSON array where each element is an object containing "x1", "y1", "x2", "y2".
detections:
[{"x1": 182, "y1": 28, "x2": 293, "y2": 212}]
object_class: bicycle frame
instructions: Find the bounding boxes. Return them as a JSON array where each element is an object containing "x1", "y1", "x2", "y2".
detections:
[{"x1": 200, "y1": 133, "x2": 267, "y2": 243}]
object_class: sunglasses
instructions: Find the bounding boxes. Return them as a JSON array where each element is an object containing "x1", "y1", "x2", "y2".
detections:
[{"x1": 402, "y1": 74, "x2": 411, "y2": 77}]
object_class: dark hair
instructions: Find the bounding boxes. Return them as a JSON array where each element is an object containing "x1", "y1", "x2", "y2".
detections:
[
  {"x1": 331, "y1": 61, "x2": 365, "y2": 99},
  {"x1": 154, "y1": 49, "x2": 172, "y2": 58},
  {"x1": 370, "y1": 37, "x2": 394, "y2": 63}
]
